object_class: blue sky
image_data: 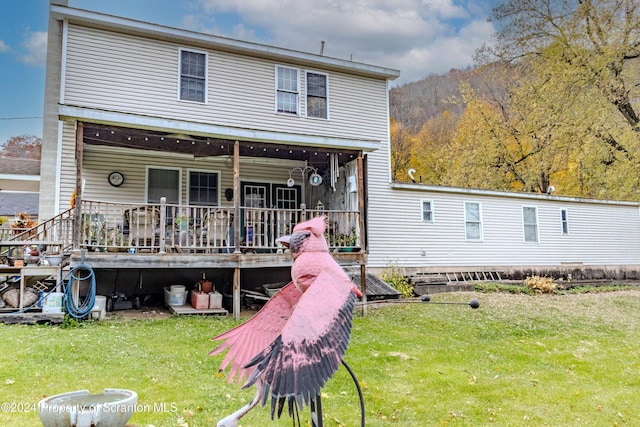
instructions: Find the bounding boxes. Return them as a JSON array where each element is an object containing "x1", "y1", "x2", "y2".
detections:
[{"x1": 0, "y1": 0, "x2": 498, "y2": 144}]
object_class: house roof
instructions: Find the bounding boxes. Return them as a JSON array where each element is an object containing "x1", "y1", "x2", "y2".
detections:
[
  {"x1": 50, "y1": 5, "x2": 400, "y2": 82},
  {"x1": 390, "y1": 181, "x2": 640, "y2": 207},
  {"x1": 0, "y1": 192, "x2": 39, "y2": 217},
  {"x1": 0, "y1": 158, "x2": 40, "y2": 192}
]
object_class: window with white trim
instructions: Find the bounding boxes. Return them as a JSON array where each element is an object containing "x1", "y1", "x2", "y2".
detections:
[
  {"x1": 421, "y1": 200, "x2": 434, "y2": 222},
  {"x1": 276, "y1": 66, "x2": 299, "y2": 114},
  {"x1": 523, "y1": 206, "x2": 539, "y2": 242},
  {"x1": 306, "y1": 71, "x2": 328, "y2": 118},
  {"x1": 464, "y1": 202, "x2": 482, "y2": 240},
  {"x1": 179, "y1": 50, "x2": 207, "y2": 103},
  {"x1": 560, "y1": 209, "x2": 569, "y2": 234}
]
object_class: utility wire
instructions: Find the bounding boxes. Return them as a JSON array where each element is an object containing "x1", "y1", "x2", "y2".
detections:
[{"x1": 0, "y1": 116, "x2": 43, "y2": 120}]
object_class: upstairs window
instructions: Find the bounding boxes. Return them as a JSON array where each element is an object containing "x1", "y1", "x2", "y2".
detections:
[
  {"x1": 523, "y1": 206, "x2": 539, "y2": 242},
  {"x1": 421, "y1": 200, "x2": 434, "y2": 222},
  {"x1": 464, "y1": 202, "x2": 482, "y2": 241},
  {"x1": 276, "y1": 66, "x2": 299, "y2": 114},
  {"x1": 306, "y1": 71, "x2": 328, "y2": 118},
  {"x1": 179, "y1": 50, "x2": 207, "y2": 103}
]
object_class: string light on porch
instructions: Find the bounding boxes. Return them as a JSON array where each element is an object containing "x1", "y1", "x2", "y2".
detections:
[{"x1": 287, "y1": 166, "x2": 323, "y2": 187}]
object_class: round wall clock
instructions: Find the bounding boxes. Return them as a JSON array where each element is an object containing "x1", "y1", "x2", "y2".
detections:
[{"x1": 108, "y1": 171, "x2": 125, "y2": 187}]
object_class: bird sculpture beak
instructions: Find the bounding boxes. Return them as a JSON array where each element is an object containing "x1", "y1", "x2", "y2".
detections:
[{"x1": 276, "y1": 235, "x2": 290, "y2": 248}]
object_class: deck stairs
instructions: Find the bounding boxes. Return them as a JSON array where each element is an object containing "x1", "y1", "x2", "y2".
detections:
[{"x1": 408, "y1": 270, "x2": 503, "y2": 295}]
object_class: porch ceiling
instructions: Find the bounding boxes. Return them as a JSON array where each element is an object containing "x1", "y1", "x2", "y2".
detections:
[{"x1": 82, "y1": 123, "x2": 360, "y2": 172}]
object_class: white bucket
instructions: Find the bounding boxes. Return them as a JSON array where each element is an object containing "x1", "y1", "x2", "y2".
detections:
[
  {"x1": 164, "y1": 287, "x2": 187, "y2": 306},
  {"x1": 91, "y1": 295, "x2": 108, "y2": 320},
  {"x1": 41, "y1": 292, "x2": 64, "y2": 314}
]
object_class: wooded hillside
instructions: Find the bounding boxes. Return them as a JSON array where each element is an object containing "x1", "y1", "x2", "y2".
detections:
[{"x1": 389, "y1": 0, "x2": 640, "y2": 201}]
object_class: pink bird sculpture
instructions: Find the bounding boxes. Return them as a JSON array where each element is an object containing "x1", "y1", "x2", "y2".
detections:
[{"x1": 210, "y1": 216, "x2": 362, "y2": 426}]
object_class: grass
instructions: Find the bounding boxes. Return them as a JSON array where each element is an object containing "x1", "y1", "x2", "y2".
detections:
[{"x1": 1, "y1": 288, "x2": 639, "y2": 426}]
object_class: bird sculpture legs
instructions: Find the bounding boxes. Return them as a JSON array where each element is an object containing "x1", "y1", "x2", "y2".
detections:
[
  {"x1": 216, "y1": 379, "x2": 263, "y2": 427},
  {"x1": 310, "y1": 394, "x2": 323, "y2": 427},
  {"x1": 217, "y1": 361, "x2": 364, "y2": 427}
]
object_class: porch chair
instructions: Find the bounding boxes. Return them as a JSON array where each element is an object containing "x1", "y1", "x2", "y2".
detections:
[
  {"x1": 125, "y1": 207, "x2": 160, "y2": 248},
  {"x1": 202, "y1": 210, "x2": 230, "y2": 252}
]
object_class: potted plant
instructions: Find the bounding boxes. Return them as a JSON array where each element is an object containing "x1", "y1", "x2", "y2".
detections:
[
  {"x1": 336, "y1": 227, "x2": 359, "y2": 251},
  {"x1": 175, "y1": 213, "x2": 191, "y2": 231},
  {"x1": 105, "y1": 229, "x2": 127, "y2": 252}
]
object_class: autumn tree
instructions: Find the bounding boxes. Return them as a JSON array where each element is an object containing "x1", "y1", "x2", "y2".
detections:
[
  {"x1": 389, "y1": 118, "x2": 415, "y2": 181},
  {"x1": 1, "y1": 134, "x2": 42, "y2": 159},
  {"x1": 408, "y1": 110, "x2": 459, "y2": 184},
  {"x1": 473, "y1": 0, "x2": 640, "y2": 199}
]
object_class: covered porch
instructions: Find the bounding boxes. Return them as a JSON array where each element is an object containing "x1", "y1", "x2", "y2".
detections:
[{"x1": 66, "y1": 121, "x2": 371, "y2": 318}]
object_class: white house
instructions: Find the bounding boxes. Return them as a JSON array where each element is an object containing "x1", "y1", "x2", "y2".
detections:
[
  {"x1": 25, "y1": 0, "x2": 640, "y2": 318},
  {"x1": 365, "y1": 181, "x2": 640, "y2": 280},
  {"x1": 32, "y1": 0, "x2": 402, "y2": 316}
]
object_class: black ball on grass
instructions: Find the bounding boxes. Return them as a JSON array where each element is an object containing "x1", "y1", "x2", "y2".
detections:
[
  {"x1": 469, "y1": 299, "x2": 480, "y2": 309},
  {"x1": 420, "y1": 294, "x2": 431, "y2": 302}
]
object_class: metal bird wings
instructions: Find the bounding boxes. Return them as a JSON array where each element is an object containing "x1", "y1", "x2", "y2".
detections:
[{"x1": 210, "y1": 216, "x2": 361, "y2": 425}]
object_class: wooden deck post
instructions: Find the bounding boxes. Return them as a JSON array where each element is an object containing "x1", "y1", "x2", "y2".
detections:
[
  {"x1": 233, "y1": 141, "x2": 240, "y2": 254},
  {"x1": 158, "y1": 197, "x2": 167, "y2": 253},
  {"x1": 360, "y1": 263, "x2": 367, "y2": 317},
  {"x1": 357, "y1": 152, "x2": 367, "y2": 316},
  {"x1": 233, "y1": 267, "x2": 241, "y2": 321},
  {"x1": 72, "y1": 122, "x2": 83, "y2": 250}
]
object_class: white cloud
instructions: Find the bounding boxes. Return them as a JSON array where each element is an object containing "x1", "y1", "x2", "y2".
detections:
[
  {"x1": 192, "y1": 0, "x2": 496, "y2": 84},
  {"x1": 18, "y1": 31, "x2": 48, "y2": 67},
  {"x1": 0, "y1": 40, "x2": 9, "y2": 53}
]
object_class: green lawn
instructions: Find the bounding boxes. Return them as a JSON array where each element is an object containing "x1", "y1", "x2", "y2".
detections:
[{"x1": 1, "y1": 290, "x2": 639, "y2": 426}]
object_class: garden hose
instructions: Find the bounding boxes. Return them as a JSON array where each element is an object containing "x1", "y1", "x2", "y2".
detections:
[{"x1": 63, "y1": 263, "x2": 96, "y2": 318}]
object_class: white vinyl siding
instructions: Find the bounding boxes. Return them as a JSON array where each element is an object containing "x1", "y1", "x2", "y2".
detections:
[
  {"x1": 464, "y1": 202, "x2": 482, "y2": 241},
  {"x1": 276, "y1": 66, "x2": 299, "y2": 114},
  {"x1": 523, "y1": 206, "x2": 539, "y2": 242},
  {"x1": 73, "y1": 144, "x2": 306, "y2": 214},
  {"x1": 62, "y1": 25, "x2": 389, "y2": 143},
  {"x1": 421, "y1": 199, "x2": 434, "y2": 222},
  {"x1": 367, "y1": 184, "x2": 640, "y2": 268},
  {"x1": 179, "y1": 49, "x2": 207, "y2": 103},
  {"x1": 306, "y1": 71, "x2": 328, "y2": 119}
]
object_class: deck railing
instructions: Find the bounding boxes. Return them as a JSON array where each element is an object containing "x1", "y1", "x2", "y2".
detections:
[
  {"x1": 0, "y1": 210, "x2": 73, "y2": 257},
  {"x1": 79, "y1": 199, "x2": 362, "y2": 253}
]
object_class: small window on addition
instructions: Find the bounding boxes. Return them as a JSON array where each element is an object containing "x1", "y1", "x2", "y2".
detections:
[
  {"x1": 421, "y1": 200, "x2": 434, "y2": 222},
  {"x1": 561, "y1": 209, "x2": 569, "y2": 234}
]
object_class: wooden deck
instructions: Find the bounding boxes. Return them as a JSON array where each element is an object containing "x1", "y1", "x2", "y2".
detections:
[{"x1": 70, "y1": 248, "x2": 367, "y2": 269}]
